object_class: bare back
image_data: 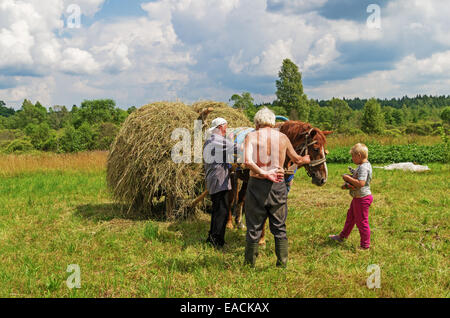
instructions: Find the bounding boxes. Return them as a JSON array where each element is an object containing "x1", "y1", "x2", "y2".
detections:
[{"x1": 245, "y1": 127, "x2": 293, "y2": 179}]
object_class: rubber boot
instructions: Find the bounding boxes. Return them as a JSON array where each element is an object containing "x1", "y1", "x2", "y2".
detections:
[
  {"x1": 275, "y1": 239, "x2": 289, "y2": 268},
  {"x1": 244, "y1": 242, "x2": 259, "y2": 267}
]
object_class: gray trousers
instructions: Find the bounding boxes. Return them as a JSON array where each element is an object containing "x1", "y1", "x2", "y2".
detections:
[{"x1": 245, "y1": 177, "x2": 288, "y2": 243}]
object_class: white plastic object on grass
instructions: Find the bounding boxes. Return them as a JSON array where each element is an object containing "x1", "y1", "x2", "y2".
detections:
[{"x1": 373, "y1": 162, "x2": 430, "y2": 172}]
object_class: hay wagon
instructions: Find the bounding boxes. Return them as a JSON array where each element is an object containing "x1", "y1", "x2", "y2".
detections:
[{"x1": 106, "y1": 101, "x2": 252, "y2": 219}]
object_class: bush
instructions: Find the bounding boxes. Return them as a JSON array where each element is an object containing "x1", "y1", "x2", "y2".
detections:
[
  {"x1": 404, "y1": 122, "x2": 442, "y2": 136},
  {"x1": 58, "y1": 122, "x2": 94, "y2": 153},
  {"x1": 336, "y1": 127, "x2": 365, "y2": 135},
  {"x1": 24, "y1": 122, "x2": 52, "y2": 150},
  {"x1": 327, "y1": 143, "x2": 447, "y2": 164},
  {"x1": 93, "y1": 123, "x2": 119, "y2": 150},
  {"x1": 0, "y1": 140, "x2": 9, "y2": 152},
  {"x1": 438, "y1": 126, "x2": 450, "y2": 163},
  {"x1": 41, "y1": 133, "x2": 59, "y2": 152},
  {"x1": 441, "y1": 106, "x2": 450, "y2": 124},
  {"x1": 318, "y1": 122, "x2": 333, "y2": 131},
  {"x1": 77, "y1": 122, "x2": 94, "y2": 150},
  {"x1": 0, "y1": 130, "x2": 15, "y2": 143},
  {"x1": 4, "y1": 138, "x2": 34, "y2": 154},
  {"x1": 58, "y1": 126, "x2": 81, "y2": 153},
  {"x1": 383, "y1": 129, "x2": 403, "y2": 137}
]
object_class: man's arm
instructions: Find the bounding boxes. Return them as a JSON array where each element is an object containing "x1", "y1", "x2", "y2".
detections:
[{"x1": 285, "y1": 135, "x2": 311, "y2": 166}]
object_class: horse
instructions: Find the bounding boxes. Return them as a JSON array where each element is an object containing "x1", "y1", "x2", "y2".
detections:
[{"x1": 226, "y1": 121, "x2": 332, "y2": 245}]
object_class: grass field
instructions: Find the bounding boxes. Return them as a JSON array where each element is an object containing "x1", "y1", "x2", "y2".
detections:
[{"x1": 0, "y1": 152, "x2": 448, "y2": 298}]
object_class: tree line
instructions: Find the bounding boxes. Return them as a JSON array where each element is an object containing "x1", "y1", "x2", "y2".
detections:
[
  {"x1": 0, "y1": 99, "x2": 136, "y2": 153},
  {"x1": 1, "y1": 58, "x2": 449, "y2": 154},
  {"x1": 230, "y1": 59, "x2": 450, "y2": 136}
]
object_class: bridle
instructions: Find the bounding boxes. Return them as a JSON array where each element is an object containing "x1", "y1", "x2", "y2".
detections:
[{"x1": 293, "y1": 128, "x2": 327, "y2": 178}]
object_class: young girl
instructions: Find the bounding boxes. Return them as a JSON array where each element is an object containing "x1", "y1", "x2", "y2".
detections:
[{"x1": 329, "y1": 143, "x2": 373, "y2": 250}]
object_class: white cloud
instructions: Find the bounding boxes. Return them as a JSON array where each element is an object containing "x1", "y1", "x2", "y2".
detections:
[
  {"x1": 60, "y1": 48, "x2": 100, "y2": 75},
  {"x1": 307, "y1": 51, "x2": 450, "y2": 99},
  {"x1": 0, "y1": 21, "x2": 35, "y2": 70},
  {"x1": 170, "y1": 0, "x2": 240, "y2": 19},
  {"x1": 1, "y1": 0, "x2": 450, "y2": 108},
  {"x1": 382, "y1": 0, "x2": 450, "y2": 46},
  {"x1": 303, "y1": 34, "x2": 339, "y2": 72},
  {"x1": 0, "y1": 76, "x2": 55, "y2": 106},
  {"x1": 229, "y1": 50, "x2": 261, "y2": 75},
  {"x1": 254, "y1": 39, "x2": 295, "y2": 76},
  {"x1": 91, "y1": 42, "x2": 132, "y2": 73},
  {"x1": 141, "y1": 1, "x2": 172, "y2": 23},
  {"x1": 0, "y1": 0, "x2": 65, "y2": 74}
]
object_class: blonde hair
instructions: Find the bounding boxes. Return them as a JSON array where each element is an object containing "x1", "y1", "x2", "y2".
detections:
[
  {"x1": 254, "y1": 107, "x2": 276, "y2": 127},
  {"x1": 350, "y1": 143, "x2": 369, "y2": 159}
]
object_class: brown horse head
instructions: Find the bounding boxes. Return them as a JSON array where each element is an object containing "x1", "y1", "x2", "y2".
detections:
[{"x1": 278, "y1": 121, "x2": 332, "y2": 187}]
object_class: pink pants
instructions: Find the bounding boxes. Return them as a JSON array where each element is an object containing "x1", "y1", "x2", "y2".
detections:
[{"x1": 340, "y1": 195, "x2": 373, "y2": 249}]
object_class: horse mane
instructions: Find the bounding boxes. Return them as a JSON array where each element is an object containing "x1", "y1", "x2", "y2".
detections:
[{"x1": 278, "y1": 121, "x2": 327, "y2": 148}]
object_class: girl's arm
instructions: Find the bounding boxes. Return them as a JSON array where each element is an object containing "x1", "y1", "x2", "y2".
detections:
[{"x1": 342, "y1": 174, "x2": 366, "y2": 189}]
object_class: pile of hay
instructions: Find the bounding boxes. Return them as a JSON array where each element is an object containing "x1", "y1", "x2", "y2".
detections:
[{"x1": 107, "y1": 101, "x2": 252, "y2": 219}]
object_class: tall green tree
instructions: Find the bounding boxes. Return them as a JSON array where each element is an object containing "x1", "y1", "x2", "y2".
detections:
[
  {"x1": 329, "y1": 98, "x2": 352, "y2": 130},
  {"x1": 13, "y1": 99, "x2": 47, "y2": 129},
  {"x1": 362, "y1": 98, "x2": 385, "y2": 134},
  {"x1": 230, "y1": 92, "x2": 257, "y2": 121},
  {"x1": 440, "y1": 106, "x2": 450, "y2": 124},
  {"x1": 230, "y1": 92, "x2": 254, "y2": 110},
  {"x1": 275, "y1": 59, "x2": 309, "y2": 121},
  {"x1": 72, "y1": 99, "x2": 117, "y2": 128},
  {"x1": 58, "y1": 123, "x2": 94, "y2": 153},
  {"x1": 0, "y1": 101, "x2": 15, "y2": 117},
  {"x1": 59, "y1": 125, "x2": 80, "y2": 153},
  {"x1": 24, "y1": 122, "x2": 52, "y2": 150},
  {"x1": 392, "y1": 108, "x2": 405, "y2": 126},
  {"x1": 48, "y1": 105, "x2": 71, "y2": 130},
  {"x1": 317, "y1": 106, "x2": 334, "y2": 130},
  {"x1": 113, "y1": 108, "x2": 129, "y2": 125},
  {"x1": 383, "y1": 106, "x2": 395, "y2": 125},
  {"x1": 127, "y1": 106, "x2": 137, "y2": 114},
  {"x1": 308, "y1": 99, "x2": 321, "y2": 126},
  {"x1": 93, "y1": 122, "x2": 119, "y2": 150}
]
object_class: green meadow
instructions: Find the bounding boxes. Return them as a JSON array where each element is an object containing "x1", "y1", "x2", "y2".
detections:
[{"x1": 0, "y1": 153, "x2": 448, "y2": 298}]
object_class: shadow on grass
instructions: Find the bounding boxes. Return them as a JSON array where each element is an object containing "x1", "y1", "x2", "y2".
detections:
[
  {"x1": 167, "y1": 219, "x2": 210, "y2": 247},
  {"x1": 74, "y1": 197, "x2": 171, "y2": 222},
  {"x1": 161, "y1": 219, "x2": 248, "y2": 274},
  {"x1": 315, "y1": 236, "x2": 355, "y2": 252},
  {"x1": 74, "y1": 203, "x2": 162, "y2": 222},
  {"x1": 167, "y1": 217, "x2": 247, "y2": 254}
]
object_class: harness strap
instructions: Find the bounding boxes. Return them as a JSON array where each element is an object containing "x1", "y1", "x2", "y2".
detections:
[
  {"x1": 309, "y1": 157, "x2": 327, "y2": 167},
  {"x1": 292, "y1": 130, "x2": 327, "y2": 172}
]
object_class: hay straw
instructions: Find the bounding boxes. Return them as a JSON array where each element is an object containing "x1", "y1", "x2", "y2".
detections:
[{"x1": 107, "y1": 101, "x2": 251, "y2": 219}]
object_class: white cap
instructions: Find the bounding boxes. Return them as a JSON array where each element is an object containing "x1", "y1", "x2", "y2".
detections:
[{"x1": 208, "y1": 117, "x2": 228, "y2": 133}]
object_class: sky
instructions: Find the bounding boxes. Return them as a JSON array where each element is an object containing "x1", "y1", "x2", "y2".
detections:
[{"x1": 1, "y1": 0, "x2": 450, "y2": 109}]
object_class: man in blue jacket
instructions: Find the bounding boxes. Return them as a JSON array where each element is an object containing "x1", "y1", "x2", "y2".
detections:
[{"x1": 203, "y1": 118, "x2": 238, "y2": 248}]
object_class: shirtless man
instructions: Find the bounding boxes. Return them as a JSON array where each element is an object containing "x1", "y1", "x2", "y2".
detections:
[{"x1": 243, "y1": 107, "x2": 310, "y2": 267}]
